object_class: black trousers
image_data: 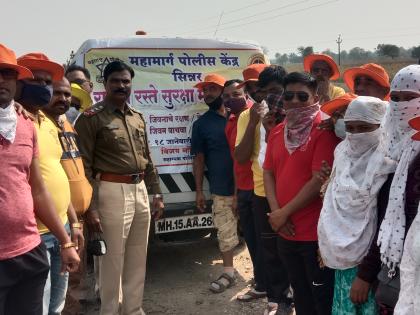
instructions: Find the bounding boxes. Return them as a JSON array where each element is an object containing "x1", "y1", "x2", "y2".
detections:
[
  {"x1": 253, "y1": 194, "x2": 290, "y2": 303},
  {"x1": 277, "y1": 237, "x2": 335, "y2": 315},
  {"x1": 0, "y1": 243, "x2": 50, "y2": 315},
  {"x1": 237, "y1": 189, "x2": 266, "y2": 291}
]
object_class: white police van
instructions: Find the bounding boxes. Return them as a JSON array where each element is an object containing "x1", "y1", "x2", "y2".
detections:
[{"x1": 71, "y1": 36, "x2": 266, "y2": 240}]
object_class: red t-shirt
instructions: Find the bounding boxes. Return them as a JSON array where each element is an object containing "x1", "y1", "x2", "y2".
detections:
[
  {"x1": 0, "y1": 114, "x2": 41, "y2": 260},
  {"x1": 263, "y1": 113, "x2": 339, "y2": 241},
  {"x1": 225, "y1": 111, "x2": 254, "y2": 191}
]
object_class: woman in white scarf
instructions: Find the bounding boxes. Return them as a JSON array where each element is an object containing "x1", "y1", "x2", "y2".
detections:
[
  {"x1": 318, "y1": 96, "x2": 389, "y2": 314},
  {"x1": 377, "y1": 65, "x2": 420, "y2": 273}
]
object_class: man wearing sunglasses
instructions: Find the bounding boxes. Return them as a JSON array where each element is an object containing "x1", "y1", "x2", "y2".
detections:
[
  {"x1": 235, "y1": 65, "x2": 292, "y2": 315},
  {"x1": 263, "y1": 72, "x2": 339, "y2": 315}
]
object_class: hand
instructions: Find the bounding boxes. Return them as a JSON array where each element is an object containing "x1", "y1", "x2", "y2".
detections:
[
  {"x1": 231, "y1": 195, "x2": 238, "y2": 218},
  {"x1": 60, "y1": 247, "x2": 80, "y2": 273},
  {"x1": 84, "y1": 209, "x2": 103, "y2": 233},
  {"x1": 262, "y1": 110, "x2": 278, "y2": 134},
  {"x1": 278, "y1": 219, "x2": 295, "y2": 237},
  {"x1": 249, "y1": 102, "x2": 264, "y2": 125},
  {"x1": 317, "y1": 118, "x2": 334, "y2": 131},
  {"x1": 196, "y1": 191, "x2": 206, "y2": 213},
  {"x1": 71, "y1": 226, "x2": 85, "y2": 255},
  {"x1": 268, "y1": 208, "x2": 289, "y2": 232},
  {"x1": 316, "y1": 161, "x2": 332, "y2": 183},
  {"x1": 317, "y1": 80, "x2": 330, "y2": 104},
  {"x1": 350, "y1": 276, "x2": 370, "y2": 304},
  {"x1": 152, "y1": 196, "x2": 164, "y2": 220},
  {"x1": 14, "y1": 103, "x2": 34, "y2": 121}
]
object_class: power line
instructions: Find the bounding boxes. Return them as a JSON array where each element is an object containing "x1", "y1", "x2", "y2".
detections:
[
  {"x1": 187, "y1": 0, "x2": 339, "y2": 36},
  {"x1": 152, "y1": 0, "x2": 272, "y2": 34},
  {"x1": 179, "y1": 0, "x2": 312, "y2": 36}
]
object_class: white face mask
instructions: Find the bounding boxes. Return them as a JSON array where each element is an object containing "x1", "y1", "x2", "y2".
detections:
[
  {"x1": 334, "y1": 118, "x2": 346, "y2": 139},
  {"x1": 389, "y1": 98, "x2": 420, "y2": 133},
  {"x1": 345, "y1": 128, "x2": 381, "y2": 155}
]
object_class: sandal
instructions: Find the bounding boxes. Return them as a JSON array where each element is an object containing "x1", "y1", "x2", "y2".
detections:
[
  {"x1": 209, "y1": 273, "x2": 236, "y2": 293},
  {"x1": 237, "y1": 289, "x2": 267, "y2": 302}
]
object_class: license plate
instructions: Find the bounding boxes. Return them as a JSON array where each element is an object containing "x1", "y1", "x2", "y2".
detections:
[{"x1": 154, "y1": 213, "x2": 214, "y2": 234}]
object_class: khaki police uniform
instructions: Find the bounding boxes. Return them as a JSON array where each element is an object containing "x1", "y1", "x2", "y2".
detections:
[{"x1": 75, "y1": 100, "x2": 161, "y2": 315}]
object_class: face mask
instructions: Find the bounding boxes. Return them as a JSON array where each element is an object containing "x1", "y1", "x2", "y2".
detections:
[
  {"x1": 206, "y1": 96, "x2": 223, "y2": 111},
  {"x1": 389, "y1": 99, "x2": 420, "y2": 133},
  {"x1": 224, "y1": 97, "x2": 247, "y2": 114},
  {"x1": 19, "y1": 82, "x2": 52, "y2": 107},
  {"x1": 266, "y1": 93, "x2": 283, "y2": 111},
  {"x1": 285, "y1": 103, "x2": 319, "y2": 127},
  {"x1": 346, "y1": 128, "x2": 381, "y2": 155},
  {"x1": 334, "y1": 118, "x2": 346, "y2": 139}
]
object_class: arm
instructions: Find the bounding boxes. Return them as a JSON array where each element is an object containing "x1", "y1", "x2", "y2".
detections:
[
  {"x1": 268, "y1": 172, "x2": 323, "y2": 232},
  {"x1": 67, "y1": 203, "x2": 84, "y2": 254},
  {"x1": 141, "y1": 118, "x2": 164, "y2": 219},
  {"x1": 30, "y1": 158, "x2": 80, "y2": 272},
  {"x1": 74, "y1": 115, "x2": 102, "y2": 232},
  {"x1": 193, "y1": 153, "x2": 206, "y2": 211},
  {"x1": 263, "y1": 169, "x2": 280, "y2": 212},
  {"x1": 234, "y1": 104, "x2": 262, "y2": 163}
]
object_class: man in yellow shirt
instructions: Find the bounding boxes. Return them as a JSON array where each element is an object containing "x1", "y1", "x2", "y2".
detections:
[
  {"x1": 304, "y1": 53, "x2": 345, "y2": 104},
  {"x1": 16, "y1": 53, "x2": 83, "y2": 315},
  {"x1": 234, "y1": 65, "x2": 292, "y2": 314}
]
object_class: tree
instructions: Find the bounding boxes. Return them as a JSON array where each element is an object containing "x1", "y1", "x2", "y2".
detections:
[
  {"x1": 288, "y1": 52, "x2": 302, "y2": 63},
  {"x1": 297, "y1": 46, "x2": 314, "y2": 58},
  {"x1": 376, "y1": 44, "x2": 400, "y2": 59},
  {"x1": 412, "y1": 45, "x2": 420, "y2": 59},
  {"x1": 274, "y1": 53, "x2": 289, "y2": 65},
  {"x1": 348, "y1": 47, "x2": 370, "y2": 61}
]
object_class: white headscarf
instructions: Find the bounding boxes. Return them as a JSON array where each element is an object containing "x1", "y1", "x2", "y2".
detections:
[
  {"x1": 0, "y1": 100, "x2": 17, "y2": 143},
  {"x1": 378, "y1": 65, "x2": 420, "y2": 272},
  {"x1": 318, "y1": 96, "x2": 392, "y2": 269}
]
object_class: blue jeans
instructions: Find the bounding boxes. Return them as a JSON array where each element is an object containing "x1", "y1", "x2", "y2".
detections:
[{"x1": 41, "y1": 225, "x2": 70, "y2": 315}]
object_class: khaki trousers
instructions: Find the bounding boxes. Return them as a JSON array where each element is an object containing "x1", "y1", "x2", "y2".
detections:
[{"x1": 97, "y1": 180, "x2": 150, "y2": 315}]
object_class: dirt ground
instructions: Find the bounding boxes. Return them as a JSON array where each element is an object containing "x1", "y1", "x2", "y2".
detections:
[{"x1": 80, "y1": 236, "x2": 269, "y2": 315}]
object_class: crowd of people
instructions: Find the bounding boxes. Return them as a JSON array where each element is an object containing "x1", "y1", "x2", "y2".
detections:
[{"x1": 1, "y1": 39, "x2": 420, "y2": 315}]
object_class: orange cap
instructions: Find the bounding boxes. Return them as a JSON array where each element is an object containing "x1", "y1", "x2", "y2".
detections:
[
  {"x1": 194, "y1": 73, "x2": 226, "y2": 91},
  {"x1": 343, "y1": 63, "x2": 390, "y2": 93},
  {"x1": 321, "y1": 93, "x2": 358, "y2": 116},
  {"x1": 237, "y1": 63, "x2": 268, "y2": 89},
  {"x1": 0, "y1": 44, "x2": 33, "y2": 80},
  {"x1": 409, "y1": 116, "x2": 420, "y2": 141},
  {"x1": 17, "y1": 53, "x2": 64, "y2": 81},
  {"x1": 304, "y1": 54, "x2": 340, "y2": 80}
]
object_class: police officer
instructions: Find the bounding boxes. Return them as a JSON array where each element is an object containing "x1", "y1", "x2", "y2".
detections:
[{"x1": 75, "y1": 60, "x2": 164, "y2": 315}]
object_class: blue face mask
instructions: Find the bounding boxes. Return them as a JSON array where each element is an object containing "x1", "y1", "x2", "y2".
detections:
[{"x1": 19, "y1": 82, "x2": 52, "y2": 107}]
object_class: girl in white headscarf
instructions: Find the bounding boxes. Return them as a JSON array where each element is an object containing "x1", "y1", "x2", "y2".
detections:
[
  {"x1": 375, "y1": 65, "x2": 420, "y2": 311},
  {"x1": 318, "y1": 96, "x2": 390, "y2": 315}
]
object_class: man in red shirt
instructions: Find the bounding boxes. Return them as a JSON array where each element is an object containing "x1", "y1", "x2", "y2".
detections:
[
  {"x1": 0, "y1": 43, "x2": 79, "y2": 315},
  {"x1": 223, "y1": 79, "x2": 267, "y2": 301},
  {"x1": 263, "y1": 72, "x2": 339, "y2": 315}
]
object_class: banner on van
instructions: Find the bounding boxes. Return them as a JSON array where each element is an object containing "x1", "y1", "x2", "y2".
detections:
[{"x1": 83, "y1": 45, "x2": 265, "y2": 174}]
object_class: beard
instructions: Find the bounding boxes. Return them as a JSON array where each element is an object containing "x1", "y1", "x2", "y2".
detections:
[{"x1": 206, "y1": 96, "x2": 223, "y2": 111}]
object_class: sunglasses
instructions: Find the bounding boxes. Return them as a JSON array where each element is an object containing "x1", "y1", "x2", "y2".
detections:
[
  {"x1": 0, "y1": 68, "x2": 18, "y2": 80},
  {"x1": 283, "y1": 91, "x2": 310, "y2": 102}
]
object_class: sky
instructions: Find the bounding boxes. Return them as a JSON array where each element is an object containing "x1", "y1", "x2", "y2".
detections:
[{"x1": 2, "y1": 0, "x2": 420, "y2": 63}]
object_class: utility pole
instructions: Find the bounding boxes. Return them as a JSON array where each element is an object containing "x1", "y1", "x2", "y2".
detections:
[
  {"x1": 336, "y1": 34, "x2": 343, "y2": 65},
  {"x1": 214, "y1": 11, "x2": 224, "y2": 37}
]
